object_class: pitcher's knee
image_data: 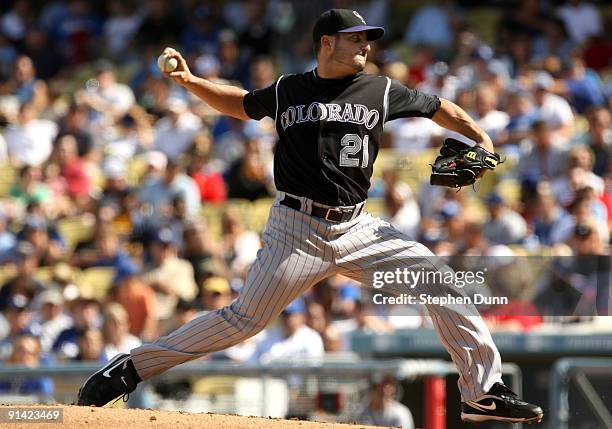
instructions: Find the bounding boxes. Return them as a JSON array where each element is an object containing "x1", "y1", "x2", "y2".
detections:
[{"x1": 220, "y1": 304, "x2": 272, "y2": 341}]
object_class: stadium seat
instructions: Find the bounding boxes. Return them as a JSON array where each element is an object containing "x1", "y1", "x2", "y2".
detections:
[
  {"x1": 34, "y1": 267, "x2": 54, "y2": 283},
  {"x1": 0, "y1": 164, "x2": 16, "y2": 197},
  {"x1": 76, "y1": 267, "x2": 115, "y2": 300},
  {"x1": 56, "y1": 216, "x2": 95, "y2": 252}
]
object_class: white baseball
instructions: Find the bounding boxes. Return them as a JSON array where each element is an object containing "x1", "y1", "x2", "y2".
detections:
[{"x1": 157, "y1": 54, "x2": 178, "y2": 73}]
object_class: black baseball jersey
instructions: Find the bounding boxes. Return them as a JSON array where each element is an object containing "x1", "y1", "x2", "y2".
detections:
[{"x1": 243, "y1": 68, "x2": 441, "y2": 206}]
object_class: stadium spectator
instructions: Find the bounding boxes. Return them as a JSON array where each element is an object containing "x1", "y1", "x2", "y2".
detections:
[
  {"x1": 225, "y1": 138, "x2": 273, "y2": 200},
  {"x1": 4, "y1": 102, "x2": 58, "y2": 167},
  {"x1": 518, "y1": 120, "x2": 567, "y2": 181},
  {"x1": 532, "y1": 182, "x2": 572, "y2": 246},
  {"x1": 141, "y1": 228, "x2": 197, "y2": 321},
  {"x1": 136, "y1": 0, "x2": 182, "y2": 47},
  {"x1": 81, "y1": 60, "x2": 136, "y2": 122},
  {"x1": 200, "y1": 276, "x2": 232, "y2": 312},
  {"x1": 0, "y1": 334, "x2": 54, "y2": 398},
  {"x1": 580, "y1": 106, "x2": 611, "y2": 177},
  {"x1": 497, "y1": 91, "x2": 537, "y2": 147},
  {"x1": 550, "y1": 146, "x2": 605, "y2": 206},
  {"x1": 55, "y1": 134, "x2": 92, "y2": 201},
  {"x1": 52, "y1": 297, "x2": 101, "y2": 360},
  {"x1": 153, "y1": 98, "x2": 202, "y2": 161},
  {"x1": 557, "y1": 0, "x2": 603, "y2": 45},
  {"x1": 11, "y1": 55, "x2": 39, "y2": 105},
  {"x1": 404, "y1": 0, "x2": 456, "y2": 49},
  {"x1": 305, "y1": 300, "x2": 342, "y2": 353},
  {"x1": 49, "y1": 0, "x2": 102, "y2": 65},
  {"x1": 71, "y1": 229, "x2": 135, "y2": 277},
  {"x1": 31, "y1": 289, "x2": 72, "y2": 353},
  {"x1": 561, "y1": 57, "x2": 606, "y2": 114},
  {"x1": 103, "y1": 1, "x2": 142, "y2": 59},
  {"x1": 181, "y1": 221, "x2": 224, "y2": 286},
  {"x1": 474, "y1": 84, "x2": 509, "y2": 141},
  {"x1": 531, "y1": 17, "x2": 574, "y2": 64},
  {"x1": 332, "y1": 299, "x2": 392, "y2": 352},
  {"x1": 221, "y1": 211, "x2": 261, "y2": 276},
  {"x1": 18, "y1": 216, "x2": 63, "y2": 267},
  {"x1": 111, "y1": 265, "x2": 157, "y2": 341},
  {"x1": 99, "y1": 158, "x2": 131, "y2": 213},
  {"x1": 138, "y1": 157, "x2": 201, "y2": 221},
  {"x1": 0, "y1": 208, "x2": 16, "y2": 262},
  {"x1": 9, "y1": 166, "x2": 51, "y2": 211},
  {"x1": 238, "y1": 1, "x2": 275, "y2": 60},
  {"x1": 22, "y1": 26, "x2": 64, "y2": 80},
  {"x1": 187, "y1": 131, "x2": 227, "y2": 203},
  {"x1": 0, "y1": 242, "x2": 43, "y2": 311},
  {"x1": 249, "y1": 298, "x2": 324, "y2": 364},
  {"x1": 357, "y1": 374, "x2": 414, "y2": 429},
  {"x1": 455, "y1": 220, "x2": 489, "y2": 256},
  {"x1": 436, "y1": 199, "x2": 465, "y2": 253},
  {"x1": 57, "y1": 102, "x2": 94, "y2": 158},
  {"x1": 381, "y1": 170, "x2": 420, "y2": 240},
  {"x1": 482, "y1": 247, "x2": 542, "y2": 332},
  {"x1": 0, "y1": 294, "x2": 38, "y2": 360},
  {"x1": 482, "y1": 192, "x2": 528, "y2": 246},
  {"x1": 101, "y1": 303, "x2": 141, "y2": 361},
  {"x1": 73, "y1": 328, "x2": 104, "y2": 362},
  {"x1": 532, "y1": 72, "x2": 575, "y2": 142},
  {"x1": 553, "y1": 187, "x2": 610, "y2": 246}
]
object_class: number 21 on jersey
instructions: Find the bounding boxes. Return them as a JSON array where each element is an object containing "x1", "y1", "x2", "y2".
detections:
[{"x1": 339, "y1": 133, "x2": 369, "y2": 168}]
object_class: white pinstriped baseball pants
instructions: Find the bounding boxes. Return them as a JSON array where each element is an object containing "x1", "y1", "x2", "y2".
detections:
[{"x1": 131, "y1": 193, "x2": 502, "y2": 401}]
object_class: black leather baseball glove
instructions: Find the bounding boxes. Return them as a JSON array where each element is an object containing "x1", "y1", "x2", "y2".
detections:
[{"x1": 430, "y1": 138, "x2": 503, "y2": 188}]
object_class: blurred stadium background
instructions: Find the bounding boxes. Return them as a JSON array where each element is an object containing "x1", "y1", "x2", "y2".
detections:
[{"x1": 0, "y1": 0, "x2": 610, "y2": 428}]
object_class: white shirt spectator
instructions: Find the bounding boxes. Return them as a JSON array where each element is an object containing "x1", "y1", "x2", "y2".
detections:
[
  {"x1": 386, "y1": 117, "x2": 443, "y2": 153},
  {"x1": 103, "y1": 334, "x2": 141, "y2": 361},
  {"x1": 517, "y1": 141, "x2": 567, "y2": 180},
  {"x1": 104, "y1": 13, "x2": 142, "y2": 56},
  {"x1": 154, "y1": 110, "x2": 202, "y2": 160},
  {"x1": 4, "y1": 119, "x2": 58, "y2": 166},
  {"x1": 536, "y1": 94, "x2": 574, "y2": 141},
  {"x1": 100, "y1": 82, "x2": 135, "y2": 117},
  {"x1": 483, "y1": 208, "x2": 528, "y2": 245},
  {"x1": 251, "y1": 325, "x2": 324, "y2": 364},
  {"x1": 550, "y1": 214, "x2": 609, "y2": 246},
  {"x1": 230, "y1": 230, "x2": 262, "y2": 274},
  {"x1": 550, "y1": 171, "x2": 605, "y2": 204},
  {"x1": 478, "y1": 110, "x2": 510, "y2": 141},
  {"x1": 138, "y1": 174, "x2": 201, "y2": 220},
  {"x1": 382, "y1": 183, "x2": 421, "y2": 240},
  {"x1": 358, "y1": 401, "x2": 415, "y2": 429},
  {"x1": 35, "y1": 313, "x2": 73, "y2": 353},
  {"x1": 558, "y1": 1, "x2": 603, "y2": 44}
]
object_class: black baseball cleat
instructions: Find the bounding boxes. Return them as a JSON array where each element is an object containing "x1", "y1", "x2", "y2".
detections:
[
  {"x1": 77, "y1": 353, "x2": 142, "y2": 406},
  {"x1": 461, "y1": 383, "x2": 544, "y2": 424}
]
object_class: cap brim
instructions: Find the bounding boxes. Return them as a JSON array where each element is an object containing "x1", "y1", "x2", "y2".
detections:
[{"x1": 338, "y1": 26, "x2": 385, "y2": 41}]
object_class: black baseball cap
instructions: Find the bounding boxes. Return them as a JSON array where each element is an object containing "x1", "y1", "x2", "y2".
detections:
[{"x1": 313, "y1": 9, "x2": 385, "y2": 44}]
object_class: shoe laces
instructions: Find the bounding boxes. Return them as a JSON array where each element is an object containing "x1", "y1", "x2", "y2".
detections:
[{"x1": 495, "y1": 384, "x2": 527, "y2": 405}]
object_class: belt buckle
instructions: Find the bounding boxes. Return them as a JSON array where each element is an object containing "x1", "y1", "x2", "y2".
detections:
[{"x1": 324, "y1": 207, "x2": 344, "y2": 222}]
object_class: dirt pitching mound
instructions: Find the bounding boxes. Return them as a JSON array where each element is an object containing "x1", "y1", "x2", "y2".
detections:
[{"x1": 0, "y1": 405, "x2": 392, "y2": 429}]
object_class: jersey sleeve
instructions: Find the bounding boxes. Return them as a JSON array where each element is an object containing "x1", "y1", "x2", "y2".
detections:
[
  {"x1": 386, "y1": 79, "x2": 441, "y2": 121},
  {"x1": 242, "y1": 78, "x2": 280, "y2": 120}
]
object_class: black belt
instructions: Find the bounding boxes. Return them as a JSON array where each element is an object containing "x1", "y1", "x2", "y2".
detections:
[{"x1": 280, "y1": 194, "x2": 363, "y2": 223}]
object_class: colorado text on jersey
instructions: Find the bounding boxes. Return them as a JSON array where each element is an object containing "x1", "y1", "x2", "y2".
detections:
[{"x1": 279, "y1": 102, "x2": 381, "y2": 131}]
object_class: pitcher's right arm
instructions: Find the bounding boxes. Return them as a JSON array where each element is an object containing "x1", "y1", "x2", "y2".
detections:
[{"x1": 162, "y1": 47, "x2": 250, "y2": 121}]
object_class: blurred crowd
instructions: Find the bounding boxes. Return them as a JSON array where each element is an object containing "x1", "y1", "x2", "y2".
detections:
[{"x1": 0, "y1": 0, "x2": 609, "y2": 406}]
